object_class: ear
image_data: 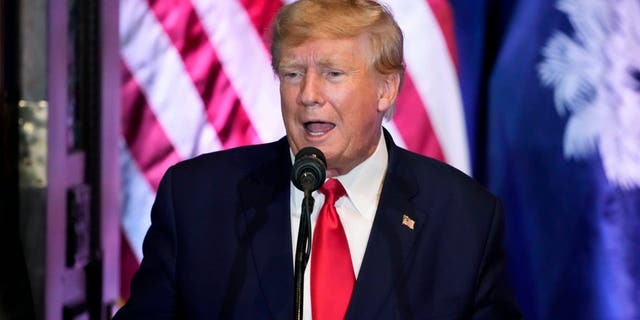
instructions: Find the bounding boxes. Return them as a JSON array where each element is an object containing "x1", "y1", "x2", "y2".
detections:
[{"x1": 376, "y1": 73, "x2": 401, "y2": 113}]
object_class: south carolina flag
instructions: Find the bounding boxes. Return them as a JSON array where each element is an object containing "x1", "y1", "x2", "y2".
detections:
[{"x1": 476, "y1": 0, "x2": 640, "y2": 318}]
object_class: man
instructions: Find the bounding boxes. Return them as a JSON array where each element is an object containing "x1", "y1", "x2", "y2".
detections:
[{"x1": 115, "y1": 0, "x2": 521, "y2": 319}]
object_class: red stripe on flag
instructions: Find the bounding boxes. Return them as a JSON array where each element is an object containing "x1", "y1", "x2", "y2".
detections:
[
  {"x1": 394, "y1": 73, "x2": 446, "y2": 161},
  {"x1": 120, "y1": 233, "x2": 140, "y2": 302},
  {"x1": 148, "y1": 0, "x2": 260, "y2": 148},
  {"x1": 122, "y1": 62, "x2": 183, "y2": 191},
  {"x1": 426, "y1": 0, "x2": 459, "y2": 70},
  {"x1": 239, "y1": 0, "x2": 283, "y2": 42}
]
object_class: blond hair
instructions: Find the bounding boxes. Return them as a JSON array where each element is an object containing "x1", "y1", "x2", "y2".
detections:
[{"x1": 270, "y1": 0, "x2": 405, "y2": 116}]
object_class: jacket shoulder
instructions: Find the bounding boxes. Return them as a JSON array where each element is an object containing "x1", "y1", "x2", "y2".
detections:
[
  {"x1": 170, "y1": 138, "x2": 288, "y2": 178},
  {"x1": 393, "y1": 147, "x2": 498, "y2": 205}
]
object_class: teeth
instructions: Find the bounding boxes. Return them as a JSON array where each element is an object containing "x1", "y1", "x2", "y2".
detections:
[{"x1": 304, "y1": 122, "x2": 335, "y2": 136}]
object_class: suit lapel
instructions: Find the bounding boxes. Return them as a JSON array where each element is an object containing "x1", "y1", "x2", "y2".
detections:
[
  {"x1": 238, "y1": 138, "x2": 294, "y2": 320},
  {"x1": 345, "y1": 132, "x2": 427, "y2": 319}
]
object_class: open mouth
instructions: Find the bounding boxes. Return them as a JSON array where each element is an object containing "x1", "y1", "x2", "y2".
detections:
[{"x1": 304, "y1": 121, "x2": 335, "y2": 136}]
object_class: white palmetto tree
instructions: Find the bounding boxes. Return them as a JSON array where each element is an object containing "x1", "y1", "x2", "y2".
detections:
[{"x1": 538, "y1": 0, "x2": 640, "y2": 190}]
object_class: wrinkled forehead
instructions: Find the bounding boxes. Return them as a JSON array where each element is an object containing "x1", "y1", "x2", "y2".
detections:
[{"x1": 277, "y1": 34, "x2": 375, "y2": 70}]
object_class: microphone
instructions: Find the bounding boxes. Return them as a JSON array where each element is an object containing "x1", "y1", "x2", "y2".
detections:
[
  {"x1": 291, "y1": 147, "x2": 326, "y2": 320},
  {"x1": 291, "y1": 147, "x2": 326, "y2": 192}
]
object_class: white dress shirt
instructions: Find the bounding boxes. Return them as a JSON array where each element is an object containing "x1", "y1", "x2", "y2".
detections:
[{"x1": 290, "y1": 133, "x2": 388, "y2": 320}]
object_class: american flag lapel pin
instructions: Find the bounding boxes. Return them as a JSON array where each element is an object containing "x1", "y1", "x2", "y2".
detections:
[{"x1": 402, "y1": 214, "x2": 415, "y2": 230}]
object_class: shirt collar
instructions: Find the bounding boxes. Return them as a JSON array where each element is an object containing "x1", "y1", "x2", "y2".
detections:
[{"x1": 290, "y1": 132, "x2": 388, "y2": 219}]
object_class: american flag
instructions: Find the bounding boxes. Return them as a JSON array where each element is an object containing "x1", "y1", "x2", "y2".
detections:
[{"x1": 119, "y1": 0, "x2": 468, "y2": 301}]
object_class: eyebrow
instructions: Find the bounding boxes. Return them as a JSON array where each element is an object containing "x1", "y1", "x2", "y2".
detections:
[
  {"x1": 278, "y1": 61, "x2": 304, "y2": 70},
  {"x1": 278, "y1": 57, "x2": 357, "y2": 72},
  {"x1": 317, "y1": 59, "x2": 341, "y2": 69}
]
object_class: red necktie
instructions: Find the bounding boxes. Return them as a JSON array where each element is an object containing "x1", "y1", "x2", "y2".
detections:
[{"x1": 311, "y1": 179, "x2": 355, "y2": 320}]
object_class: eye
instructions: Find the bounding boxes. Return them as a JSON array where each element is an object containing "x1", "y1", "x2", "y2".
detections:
[
  {"x1": 326, "y1": 70, "x2": 345, "y2": 79},
  {"x1": 280, "y1": 70, "x2": 302, "y2": 82}
]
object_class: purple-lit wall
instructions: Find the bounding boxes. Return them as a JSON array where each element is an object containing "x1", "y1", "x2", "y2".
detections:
[{"x1": 45, "y1": 0, "x2": 120, "y2": 318}]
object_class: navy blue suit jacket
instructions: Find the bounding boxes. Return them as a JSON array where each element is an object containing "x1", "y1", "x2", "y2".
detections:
[{"x1": 115, "y1": 132, "x2": 521, "y2": 319}]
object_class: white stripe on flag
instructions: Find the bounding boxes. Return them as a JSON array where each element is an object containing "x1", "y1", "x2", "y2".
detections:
[
  {"x1": 382, "y1": 121, "x2": 408, "y2": 149},
  {"x1": 120, "y1": 140, "x2": 155, "y2": 260},
  {"x1": 192, "y1": 0, "x2": 286, "y2": 143},
  {"x1": 120, "y1": 0, "x2": 221, "y2": 158},
  {"x1": 386, "y1": 0, "x2": 470, "y2": 174}
]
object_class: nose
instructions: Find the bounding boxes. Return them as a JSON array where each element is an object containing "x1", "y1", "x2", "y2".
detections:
[{"x1": 298, "y1": 72, "x2": 324, "y2": 107}]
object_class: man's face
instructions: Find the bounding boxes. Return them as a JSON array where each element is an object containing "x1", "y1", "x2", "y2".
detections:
[{"x1": 278, "y1": 35, "x2": 397, "y2": 177}]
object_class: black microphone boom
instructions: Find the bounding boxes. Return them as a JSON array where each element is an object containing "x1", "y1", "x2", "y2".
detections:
[
  {"x1": 291, "y1": 147, "x2": 326, "y2": 192},
  {"x1": 290, "y1": 146, "x2": 326, "y2": 320}
]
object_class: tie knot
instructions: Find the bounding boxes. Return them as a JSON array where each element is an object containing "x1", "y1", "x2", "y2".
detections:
[{"x1": 319, "y1": 178, "x2": 346, "y2": 203}]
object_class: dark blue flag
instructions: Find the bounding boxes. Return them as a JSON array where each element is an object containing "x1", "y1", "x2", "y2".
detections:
[{"x1": 452, "y1": 0, "x2": 640, "y2": 318}]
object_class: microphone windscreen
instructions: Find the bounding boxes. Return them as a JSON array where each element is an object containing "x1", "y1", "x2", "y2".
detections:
[{"x1": 291, "y1": 147, "x2": 326, "y2": 192}]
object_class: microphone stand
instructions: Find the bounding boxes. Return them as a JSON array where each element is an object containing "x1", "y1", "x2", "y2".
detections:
[{"x1": 293, "y1": 190, "x2": 314, "y2": 320}]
